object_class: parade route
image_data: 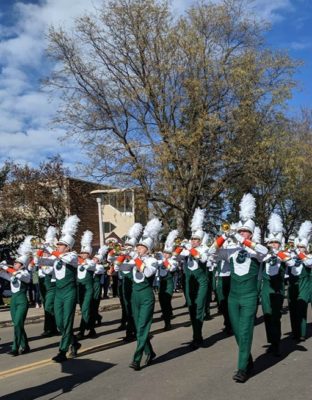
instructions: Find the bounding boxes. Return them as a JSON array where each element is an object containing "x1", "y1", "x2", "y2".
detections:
[{"x1": 1, "y1": 296, "x2": 312, "y2": 400}]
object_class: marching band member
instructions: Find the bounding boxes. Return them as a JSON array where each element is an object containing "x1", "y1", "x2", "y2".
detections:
[
  {"x1": 36, "y1": 226, "x2": 58, "y2": 337},
  {"x1": 211, "y1": 194, "x2": 268, "y2": 383},
  {"x1": 158, "y1": 230, "x2": 179, "y2": 331},
  {"x1": 0, "y1": 237, "x2": 32, "y2": 356},
  {"x1": 261, "y1": 213, "x2": 288, "y2": 356},
  {"x1": 286, "y1": 221, "x2": 312, "y2": 342},
  {"x1": 77, "y1": 230, "x2": 96, "y2": 339},
  {"x1": 90, "y1": 245, "x2": 108, "y2": 329},
  {"x1": 114, "y1": 223, "x2": 143, "y2": 341},
  {"x1": 107, "y1": 238, "x2": 126, "y2": 329},
  {"x1": 178, "y1": 208, "x2": 209, "y2": 350},
  {"x1": 215, "y1": 233, "x2": 237, "y2": 335},
  {"x1": 49, "y1": 215, "x2": 80, "y2": 363},
  {"x1": 106, "y1": 238, "x2": 120, "y2": 298},
  {"x1": 129, "y1": 218, "x2": 162, "y2": 371}
]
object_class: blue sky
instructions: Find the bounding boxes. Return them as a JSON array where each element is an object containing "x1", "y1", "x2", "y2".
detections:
[{"x1": 0, "y1": 0, "x2": 311, "y2": 175}]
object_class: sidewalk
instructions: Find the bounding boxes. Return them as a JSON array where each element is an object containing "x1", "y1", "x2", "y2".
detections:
[{"x1": 0, "y1": 293, "x2": 183, "y2": 328}]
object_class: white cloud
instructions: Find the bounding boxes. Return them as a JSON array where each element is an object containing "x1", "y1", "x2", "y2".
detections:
[
  {"x1": 0, "y1": 0, "x2": 297, "y2": 172},
  {"x1": 249, "y1": 0, "x2": 294, "y2": 22},
  {"x1": 0, "y1": 0, "x2": 103, "y2": 171},
  {"x1": 172, "y1": 0, "x2": 294, "y2": 22},
  {"x1": 289, "y1": 40, "x2": 312, "y2": 50}
]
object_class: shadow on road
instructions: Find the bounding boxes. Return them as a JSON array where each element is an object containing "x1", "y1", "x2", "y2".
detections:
[
  {"x1": 1, "y1": 358, "x2": 116, "y2": 400},
  {"x1": 251, "y1": 335, "x2": 308, "y2": 379}
]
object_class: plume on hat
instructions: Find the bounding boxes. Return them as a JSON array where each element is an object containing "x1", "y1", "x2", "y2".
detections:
[
  {"x1": 191, "y1": 208, "x2": 205, "y2": 231},
  {"x1": 143, "y1": 218, "x2": 162, "y2": 240},
  {"x1": 17, "y1": 235, "x2": 33, "y2": 256},
  {"x1": 61, "y1": 215, "x2": 80, "y2": 237},
  {"x1": 81, "y1": 230, "x2": 93, "y2": 247},
  {"x1": 239, "y1": 193, "x2": 256, "y2": 222},
  {"x1": 127, "y1": 223, "x2": 143, "y2": 240},
  {"x1": 298, "y1": 221, "x2": 312, "y2": 240},
  {"x1": 164, "y1": 230, "x2": 179, "y2": 250},
  {"x1": 268, "y1": 213, "x2": 283, "y2": 234},
  {"x1": 253, "y1": 226, "x2": 261, "y2": 244},
  {"x1": 98, "y1": 245, "x2": 109, "y2": 256},
  {"x1": 45, "y1": 226, "x2": 58, "y2": 246}
]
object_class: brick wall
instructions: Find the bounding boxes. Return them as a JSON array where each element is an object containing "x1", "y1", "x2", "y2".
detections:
[{"x1": 66, "y1": 178, "x2": 111, "y2": 251}]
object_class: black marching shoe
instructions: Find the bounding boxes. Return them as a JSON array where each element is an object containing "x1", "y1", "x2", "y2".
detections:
[
  {"x1": 70, "y1": 341, "x2": 81, "y2": 358},
  {"x1": 164, "y1": 323, "x2": 172, "y2": 331},
  {"x1": 124, "y1": 333, "x2": 136, "y2": 343},
  {"x1": 189, "y1": 339, "x2": 203, "y2": 350},
  {"x1": 233, "y1": 369, "x2": 249, "y2": 383},
  {"x1": 86, "y1": 329, "x2": 97, "y2": 339},
  {"x1": 41, "y1": 331, "x2": 52, "y2": 337},
  {"x1": 76, "y1": 332, "x2": 85, "y2": 341},
  {"x1": 8, "y1": 349, "x2": 19, "y2": 357},
  {"x1": 52, "y1": 351, "x2": 67, "y2": 363},
  {"x1": 145, "y1": 351, "x2": 156, "y2": 366},
  {"x1": 20, "y1": 345, "x2": 30, "y2": 355},
  {"x1": 129, "y1": 361, "x2": 141, "y2": 371},
  {"x1": 96, "y1": 315, "x2": 103, "y2": 326},
  {"x1": 266, "y1": 343, "x2": 280, "y2": 357}
]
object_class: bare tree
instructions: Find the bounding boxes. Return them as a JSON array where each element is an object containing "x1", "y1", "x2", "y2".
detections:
[{"x1": 46, "y1": 0, "x2": 298, "y2": 235}]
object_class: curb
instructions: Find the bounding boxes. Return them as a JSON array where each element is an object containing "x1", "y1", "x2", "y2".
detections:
[
  {"x1": 0, "y1": 294, "x2": 183, "y2": 328},
  {"x1": 0, "y1": 303, "x2": 122, "y2": 328}
]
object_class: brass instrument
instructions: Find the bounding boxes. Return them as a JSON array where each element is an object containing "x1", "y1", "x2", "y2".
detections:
[{"x1": 220, "y1": 221, "x2": 231, "y2": 233}]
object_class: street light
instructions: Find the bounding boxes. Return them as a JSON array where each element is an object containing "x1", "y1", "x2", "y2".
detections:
[{"x1": 96, "y1": 196, "x2": 104, "y2": 247}]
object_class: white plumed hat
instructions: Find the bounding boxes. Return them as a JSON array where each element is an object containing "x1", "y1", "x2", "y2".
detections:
[
  {"x1": 253, "y1": 226, "x2": 261, "y2": 244},
  {"x1": 266, "y1": 213, "x2": 283, "y2": 244},
  {"x1": 57, "y1": 215, "x2": 80, "y2": 248},
  {"x1": 80, "y1": 230, "x2": 93, "y2": 254},
  {"x1": 191, "y1": 208, "x2": 205, "y2": 240},
  {"x1": 16, "y1": 235, "x2": 33, "y2": 265},
  {"x1": 295, "y1": 221, "x2": 312, "y2": 248},
  {"x1": 164, "y1": 230, "x2": 179, "y2": 253},
  {"x1": 237, "y1": 193, "x2": 256, "y2": 234},
  {"x1": 45, "y1": 226, "x2": 58, "y2": 247},
  {"x1": 125, "y1": 223, "x2": 143, "y2": 247},
  {"x1": 139, "y1": 218, "x2": 162, "y2": 251},
  {"x1": 94, "y1": 245, "x2": 109, "y2": 262}
]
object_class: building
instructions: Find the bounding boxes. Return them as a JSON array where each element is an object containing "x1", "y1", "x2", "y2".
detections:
[
  {"x1": 0, "y1": 176, "x2": 147, "y2": 252},
  {"x1": 90, "y1": 188, "x2": 148, "y2": 246}
]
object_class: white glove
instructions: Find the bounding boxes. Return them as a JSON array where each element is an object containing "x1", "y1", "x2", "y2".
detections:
[
  {"x1": 233, "y1": 232, "x2": 244, "y2": 244},
  {"x1": 43, "y1": 245, "x2": 54, "y2": 254},
  {"x1": 99, "y1": 245, "x2": 109, "y2": 255}
]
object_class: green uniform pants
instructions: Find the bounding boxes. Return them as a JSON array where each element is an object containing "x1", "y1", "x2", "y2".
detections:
[
  {"x1": 90, "y1": 275, "x2": 102, "y2": 329},
  {"x1": 216, "y1": 276, "x2": 231, "y2": 331},
  {"x1": 54, "y1": 284, "x2": 77, "y2": 352},
  {"x1": 204, "y1": 270, "x2": 213, "y2": 318},
  {"x1": 131, "y1": 286, "x2": 155, "y2": 364},
  {"x1": 159, "y1": 275, "x2": 174, "y2": 325},
  {"x1": 118, "y1": 278, "x2": 127, "y2": 326},
  {"x1": 10, "y1": 292, "x2": 29, "y2": 352},
  {"x1": 185, "y1": 268, "x2": 208, "y2": 343},
  {"x1": 122, "y1": 274, "x2": 135, "y2": 337},
  {"x1": 288, "y1": 276, "x2": 309, "y2": 339},
  {"x1": 229, "y1": 293, "x2": 257, "y2": 371},
  {"x1": 41, "y1": 276, "x2": 57, "y2": 333},
  {"x1": 78, "y1": 282, "x2": 93, "y2": 333},
  {"x1": 261, "y1": 277, "x2": 284, "y2": 345}
]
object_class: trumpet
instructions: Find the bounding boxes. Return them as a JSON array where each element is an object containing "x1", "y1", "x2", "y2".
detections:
[{"x1": 220, "y1": 221, "x2": 231, "y2": 233}]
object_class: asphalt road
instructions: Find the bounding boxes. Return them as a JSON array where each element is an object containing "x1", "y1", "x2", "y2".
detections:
[{"x1": 0, "y1": 296, "x2": 312, "y2": 400}]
